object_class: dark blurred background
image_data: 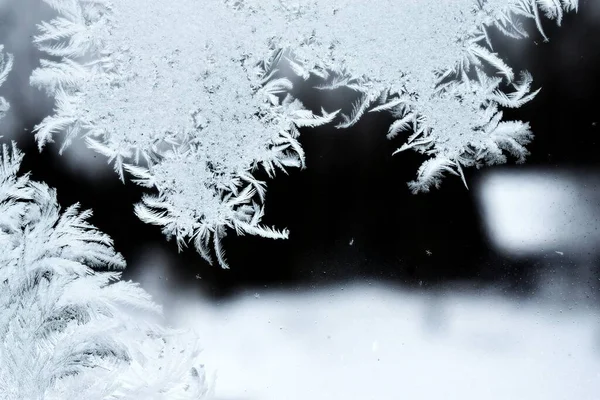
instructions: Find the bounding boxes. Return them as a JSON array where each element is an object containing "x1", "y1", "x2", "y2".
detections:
[{"x1": 1, "y1": 0, "x2": 599, "y2": 300}]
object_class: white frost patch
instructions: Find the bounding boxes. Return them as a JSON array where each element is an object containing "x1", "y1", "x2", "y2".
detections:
[{"x1": 167, "y1": 284, "x2": 600, "y2": 400}]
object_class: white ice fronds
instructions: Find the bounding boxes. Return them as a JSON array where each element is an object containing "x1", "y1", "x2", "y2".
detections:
[
  {"x1": 0, "y1": 143, "x2": 211, "y2": 399},
  {"x1": 31, "y1": 1, "x2": 336, "y2": 268},
  {"x1": 229, "y1": 0, "x2": 577, "y2": 192},
  {"x1": 31, "y1": 0, "x2": 577, "y2": 261}
]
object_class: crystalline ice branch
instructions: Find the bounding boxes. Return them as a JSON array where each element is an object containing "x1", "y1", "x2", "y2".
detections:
[
  {"x1": 0, "y1": 36, "x2": 210, "y2": 399},
  {"x1": 233, "y1": 0, "x2": 578, "y2": 192},
  {"x1": 0, "y1": 142, "x2": 212, "y2": 399},
  {"x1": 31, "y1": 0, "x2": 338, "y2": 268},
  {"x1": 30, "y1": 0, "x2": 577, "y2": 269}
]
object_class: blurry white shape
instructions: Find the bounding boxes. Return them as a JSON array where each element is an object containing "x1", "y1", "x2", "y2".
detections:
[
  {"x1": 0, "y1": 0, "x2": 54, "y2": 138},
  {"x1": 170, "y1": 284, "x2": 600, "y2": 400},
  {"x1": 131, "y1": 246, "x2": 177, "y2": 307},
  {"x1": 476, "y1": 169, "x2": 600, "y2": 256},
  {"x1": 61, "y1": 137, "x2": 116, "y2": 180},
  {"x1": 371, "y1": 340, "x2": 379, "y2": 352}
]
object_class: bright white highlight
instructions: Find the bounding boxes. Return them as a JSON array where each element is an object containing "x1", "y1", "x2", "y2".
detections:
[
  {"x1": 476, "y1": 169, "x2": 600, "y2": 256},
  {"x1": 166, "y1": 284, "x2": 600, "y2": 400}
]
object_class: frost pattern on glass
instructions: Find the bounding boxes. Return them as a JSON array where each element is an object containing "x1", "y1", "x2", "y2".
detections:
[
  {"x1": 31, "y1": 0, "x2": 337, "y2": 268},
  {"x1": 232, "y1": 0, "x2": 577, "y2": 192},
  {"x1": 31, "y1": 1, "x2": 577, "y2": 268},
  {"x1": 0, "y1": 143, "x2": 211, "y2": 399}
]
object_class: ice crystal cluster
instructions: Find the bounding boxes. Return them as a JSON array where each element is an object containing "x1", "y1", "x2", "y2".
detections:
[
  {"x1": 31, "y1": 0, "x2": 577, "y2": 267},
  {"x1": 246, "y1": 0, "x2": 578, "y2": 192},
  {"x1": 0, "y1": 140, "x2": 211, "y2": 398},
  {"x1": 32, "y1": 0, "x2": 339, "y2": 268}
]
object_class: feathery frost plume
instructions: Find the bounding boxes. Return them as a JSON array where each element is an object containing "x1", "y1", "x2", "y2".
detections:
[
  {"x1": 229, "y1": 0, "x2": 577, "y2": 192},
  {"x1": 31, "y1": 1, "x2": 577, "y2": 269},
  {"x1": 31, "y1": 0, "x2": 338, "y2": 268},
  {"x1": 0, "y1": 141, "x2": 212, "y2": 399}
]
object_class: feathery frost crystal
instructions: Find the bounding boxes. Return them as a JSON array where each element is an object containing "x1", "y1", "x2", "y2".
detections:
[
  {"x1": 0, "y1": 141, "x2": 211, "y2": 398},
  {"x1": 32, "y1": 0, "x2": 338, "y2": 268},
  {"x1": 31, "y1": 0, "x2": 577, "y2": 267},
  {"x1": 239, "y1": 0, "x2": 577, "y2": 192}
]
